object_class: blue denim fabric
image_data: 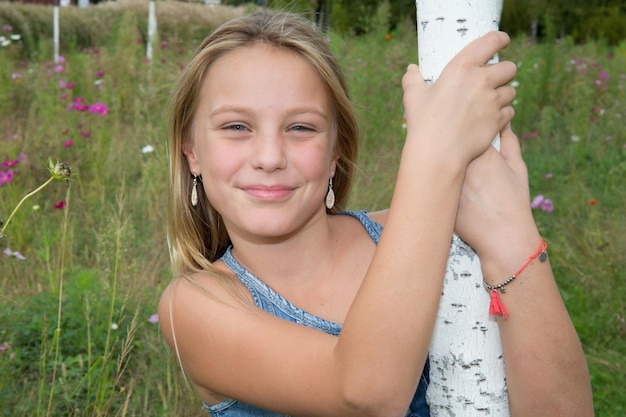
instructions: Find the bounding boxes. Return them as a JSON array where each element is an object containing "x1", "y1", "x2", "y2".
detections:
[{"x1": 203, "y1": 210, "x2": 430, "y2": 417}]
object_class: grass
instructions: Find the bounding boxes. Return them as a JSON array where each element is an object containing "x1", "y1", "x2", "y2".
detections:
[{"x1": 1, "y1": 2, "x2": 624, "y2": 416}]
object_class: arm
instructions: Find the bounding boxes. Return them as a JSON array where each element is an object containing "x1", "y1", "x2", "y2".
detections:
[
  {"x1": 160, "y1": 32, "x2": 517, "y2": 417},
  {"x1": 455, "y1": 125, "x2": 594, "y2": 416}
]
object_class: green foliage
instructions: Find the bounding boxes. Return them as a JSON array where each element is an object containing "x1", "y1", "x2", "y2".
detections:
[{"x1": 1, "y1": 3, "x2": 625, "y2": 416}]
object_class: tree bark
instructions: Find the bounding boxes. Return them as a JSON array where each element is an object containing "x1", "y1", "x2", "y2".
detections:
[{"x1": 415, "y1": 1, "x2": 510, "y2": 415}]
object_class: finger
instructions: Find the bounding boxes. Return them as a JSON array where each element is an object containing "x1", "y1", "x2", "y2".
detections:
[
  {"x1": 402, "y1": 64, "x2": 427, "y2": 94},
  {"x1": 496, "y1": 84, "x2": 516, "y2": 108},
  {"x1": 459, "y1": 31, "x2": 511, "y2": 67},
  {"x1": 499, "y1": 124, "x2": 522, "y2": 163},
  {"x1": 484, "y1": 60, "x2": 518, "y2": 88}
]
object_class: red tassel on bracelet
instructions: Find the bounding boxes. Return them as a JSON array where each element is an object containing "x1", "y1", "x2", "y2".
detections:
[
  {"x1": 489, "y1": 290, "x2": 509, "y2": 319},
  {"x1": 485, "y1": 238, "x2": 548, "y2": 319}
]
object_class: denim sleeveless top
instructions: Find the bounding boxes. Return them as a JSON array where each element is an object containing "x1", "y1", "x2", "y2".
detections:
[{"x1": 203, "y1": 210, "x2": 430, "y2": 417}]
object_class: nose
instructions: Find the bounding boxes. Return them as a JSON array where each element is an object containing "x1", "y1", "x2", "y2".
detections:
[{"x1": 251, "y1": 130, "x2": 287, "y2": 172}]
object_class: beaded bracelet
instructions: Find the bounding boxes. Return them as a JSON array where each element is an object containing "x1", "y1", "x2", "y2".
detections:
[{"x1": 484, "y1": 238, "x2": 548, "y2": 319}]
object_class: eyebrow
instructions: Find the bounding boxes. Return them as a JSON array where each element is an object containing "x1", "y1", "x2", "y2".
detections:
[{"x1": 209, "y1": 105, "x2": 330, "y2": 119}]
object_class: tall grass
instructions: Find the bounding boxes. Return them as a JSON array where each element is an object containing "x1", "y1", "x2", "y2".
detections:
[{"x1": 1, "y1": 2, "x2": 624, "y2": 416}]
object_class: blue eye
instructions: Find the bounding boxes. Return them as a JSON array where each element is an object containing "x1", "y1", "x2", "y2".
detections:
[
  {"x1": 227, "y1": 124, "x2": 248, "y2": 131},
  {"x1": 290, "y1": 125, "x2": 314, "y2": 132}
]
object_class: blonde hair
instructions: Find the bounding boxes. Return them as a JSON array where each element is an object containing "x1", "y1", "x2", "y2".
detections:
[{"x1": 167, "y1": 10, "x2": 359, "y2": 276}]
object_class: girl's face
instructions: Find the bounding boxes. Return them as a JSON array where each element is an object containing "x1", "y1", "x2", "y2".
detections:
[{"x1": 184, "y1": 43, "x2": 337, "y2": 243}]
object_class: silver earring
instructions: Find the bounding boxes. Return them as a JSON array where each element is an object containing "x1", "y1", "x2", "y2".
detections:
[
  {"x1": 191, "y1": 175, "x2": 199, "y2": 207},
  {"x1": 325, "y1": 178, "x2": 335, "y2": 210}
]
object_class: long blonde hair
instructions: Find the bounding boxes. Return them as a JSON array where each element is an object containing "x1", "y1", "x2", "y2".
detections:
[{"x1": 167, "y1": 10, "x2": 359, "y2": 276}]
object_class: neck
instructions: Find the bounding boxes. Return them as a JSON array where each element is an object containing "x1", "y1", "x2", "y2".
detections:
[{"x1": 228, "y1": 212, "x2": 338, "y2": 285}]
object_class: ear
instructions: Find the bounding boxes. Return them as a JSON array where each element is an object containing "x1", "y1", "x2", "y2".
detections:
[
  {"x1": 182, "y1": 140, "x2": 201, "y2": 176},
  {"x1": 329, "y1": 154, "x2": 339, "y2": 178}
]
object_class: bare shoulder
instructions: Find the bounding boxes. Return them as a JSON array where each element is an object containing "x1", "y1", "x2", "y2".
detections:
[
  {"x1": 157, "y1": 267, "x2": 342, "y2": 413},
  {"x1": 158, "y1": 267, "x2": 251, "y2": 346},
  {"x1": 367, "y1": 209, "x2": 389, "y2": 226}
]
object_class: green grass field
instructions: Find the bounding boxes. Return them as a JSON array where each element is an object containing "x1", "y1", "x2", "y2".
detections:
[{"x1": 1, "y1": 2, "x2": 624, "y2": 416}]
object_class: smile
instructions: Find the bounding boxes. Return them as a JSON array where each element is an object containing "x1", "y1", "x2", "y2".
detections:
[{"x1": 242, "y1": 185, "x2": 295, "y2": 201}]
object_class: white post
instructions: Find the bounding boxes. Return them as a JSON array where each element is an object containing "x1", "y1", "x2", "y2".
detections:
[
  {"x1": 53, "y1": 0, "x2": 59, "y2": 64},
  {"x1": 416, "y1": 1, "x2": 510, "y2": 416},
  {"x1": 147, "y1": 0, "x2": 157, "y2": 61}
]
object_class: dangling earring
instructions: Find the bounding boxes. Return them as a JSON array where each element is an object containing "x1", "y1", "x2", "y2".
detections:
[
  {"x1": 191, "y1": 175, "x2": 199, "y2": 207},
  {"x1": 325, "y1": 178, "x2": 335, "y2": 210}
]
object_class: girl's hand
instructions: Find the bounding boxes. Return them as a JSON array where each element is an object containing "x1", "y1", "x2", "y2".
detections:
[
  {"x1": 454, "y1": 124, "x2": 540, "y2": 263},
  {"x1": 402, "y1": 31, "x2": 517, "y2": 167}
]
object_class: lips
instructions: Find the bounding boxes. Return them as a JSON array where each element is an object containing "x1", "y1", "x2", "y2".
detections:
[{"x1": 241, "y1": 184, "x2": 296, "y2": 201}]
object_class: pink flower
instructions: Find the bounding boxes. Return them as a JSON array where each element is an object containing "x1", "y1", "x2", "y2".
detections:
[
  {"x1": 530, "y1": 194, "x2": 554, "y2": 212},
  {"x1": 599, "y1": 70, "x2": 610, "y2": 80},
  {"x1": 96, "y1": 70, "x2": 105, "y2": 77},
  {"x1": 544, "y1": 173, "x2": 553, "y2": 179},
  {"x1": 54, "y1": 201, "x2": 66, "y2": 209},
  {"x1": 57, "y1": 55, "x2": 66, "y2": 64},
  {"x1": 63, "y1": 139, "x2": 74, "y2": 148},
  {"x1": 89, "y1": 102, "x2": 108, "y2": 116},
  {"x1": 147, "y1": 314, "x2": 159, "y2": 324},
  {"x1": 79, "y1": 130, "x2": 91, "y2": 138},
  {"x1": 11, "y1": 73, "x2": 21, "y2": 80},
  {"x1": 54, "y1": 65, "x2": 64, "y2": 73},
  {"x1": 530, "y1": 194, "x2": 545, "y2": 208},
  {"x1": 59, "y1": 92, "x2": 69, "y2": 100},
  {"x1": 0, "y1": 170, "x2": 13, "y2": 186},
  {"x1": 540, "y1": 199, "x2": 554, "y2": 212}
]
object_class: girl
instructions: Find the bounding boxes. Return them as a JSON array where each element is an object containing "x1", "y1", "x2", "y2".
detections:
[{"x1": 159, "y1": 10, "x2": 593, "y2": 417}]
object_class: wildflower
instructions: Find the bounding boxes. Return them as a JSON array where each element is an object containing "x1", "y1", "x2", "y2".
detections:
[
  {"x1": 544, "y1": 173, "x2": 553, "y2": 179},
  {"x1": 63, "y1": 139, "x2": 73, "y2": 148},
  {"x1": 147, "y1": 314, "x2": 159, "y2": 324},
  {"x1": 58, "y1": 56, "x2": 66, "y2": 64},
  {"x1": 0, "y1": 342, "x2": 14, "y2": 360},
  {"x1": 571, "y1": 135, "x2": 580, "y2": 142},
  {"x1": 33, "y1": 205, "x2": 40, "y2": 211},
  {"x1": 9, "y1": 34, "x2": 20, "y2": 41},
  {"x1": 96, "y1": 69, "x2": 105, "y2": 77},
  {"x1": 54, "y1": 65, "x2": 64, "y2": 73},
  {"x1": 384, "y1": 34, "x2": 392, "y2": 41},
  {"x1": 111, "y1": 322, "x2": 119, "y2": 330},
  {"x1": 79, "y1": 130, "x2": 91, "y2": 138},
  {"x1": 2, "y1": 25, "x2": 13, "y2": 31},
  {"x1": 0, "y1": 37, "x2": 10, "y2": 47},
  {"x1": 540, "y1": 199, "x2": 554, "y2": 212},
  {"x1": 3, "y1": 248, "x2": 26, "y2": 260},
  {"x1": 89, "y1": 102, "x2": 108, "y2": 116},
  {"x1": 54, "y1": 201, "x2": 66, "y2": 209},
  {"x1": 530, "y1": 194, "x2": 545, "y2": 209},
  {"x1": 531, "y1": 194, "x2": 554, "y2": 212},
  {"x1": 599, "y1": 70, "x2": 610, "y2": 80},
  {"x1": 588, "y1": 199, "x2": 598, "y2": 206},
  {"x1": 142, "y1": 145, "x2": 155, "y2": 154},
  {"x1": 510, "y1": 80, "x2": 520, "y2": 88},
  {"x1": 48, "y1": 159, "x2": 71, "y2": 181},
  {"x1": 11, "y1": 73, "x2": 21, "y2": 81},
  {"x1": 67, "y1": 97, "x2": 89, "y2": 112},
  {"x1": 0, "y1": 170, "x2": 13, "y2": 187}
]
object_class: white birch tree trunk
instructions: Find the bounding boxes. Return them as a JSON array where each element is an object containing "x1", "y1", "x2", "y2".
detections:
[
  {"x1": 147, "y1": 0, "x2": 157, "y2": 61},
  {"x1": 53, "y1": 1, "x2": 59, "y2": 64},
  {"x1": 415, "y1": 1, "x2": 510, "y2": 415}
]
